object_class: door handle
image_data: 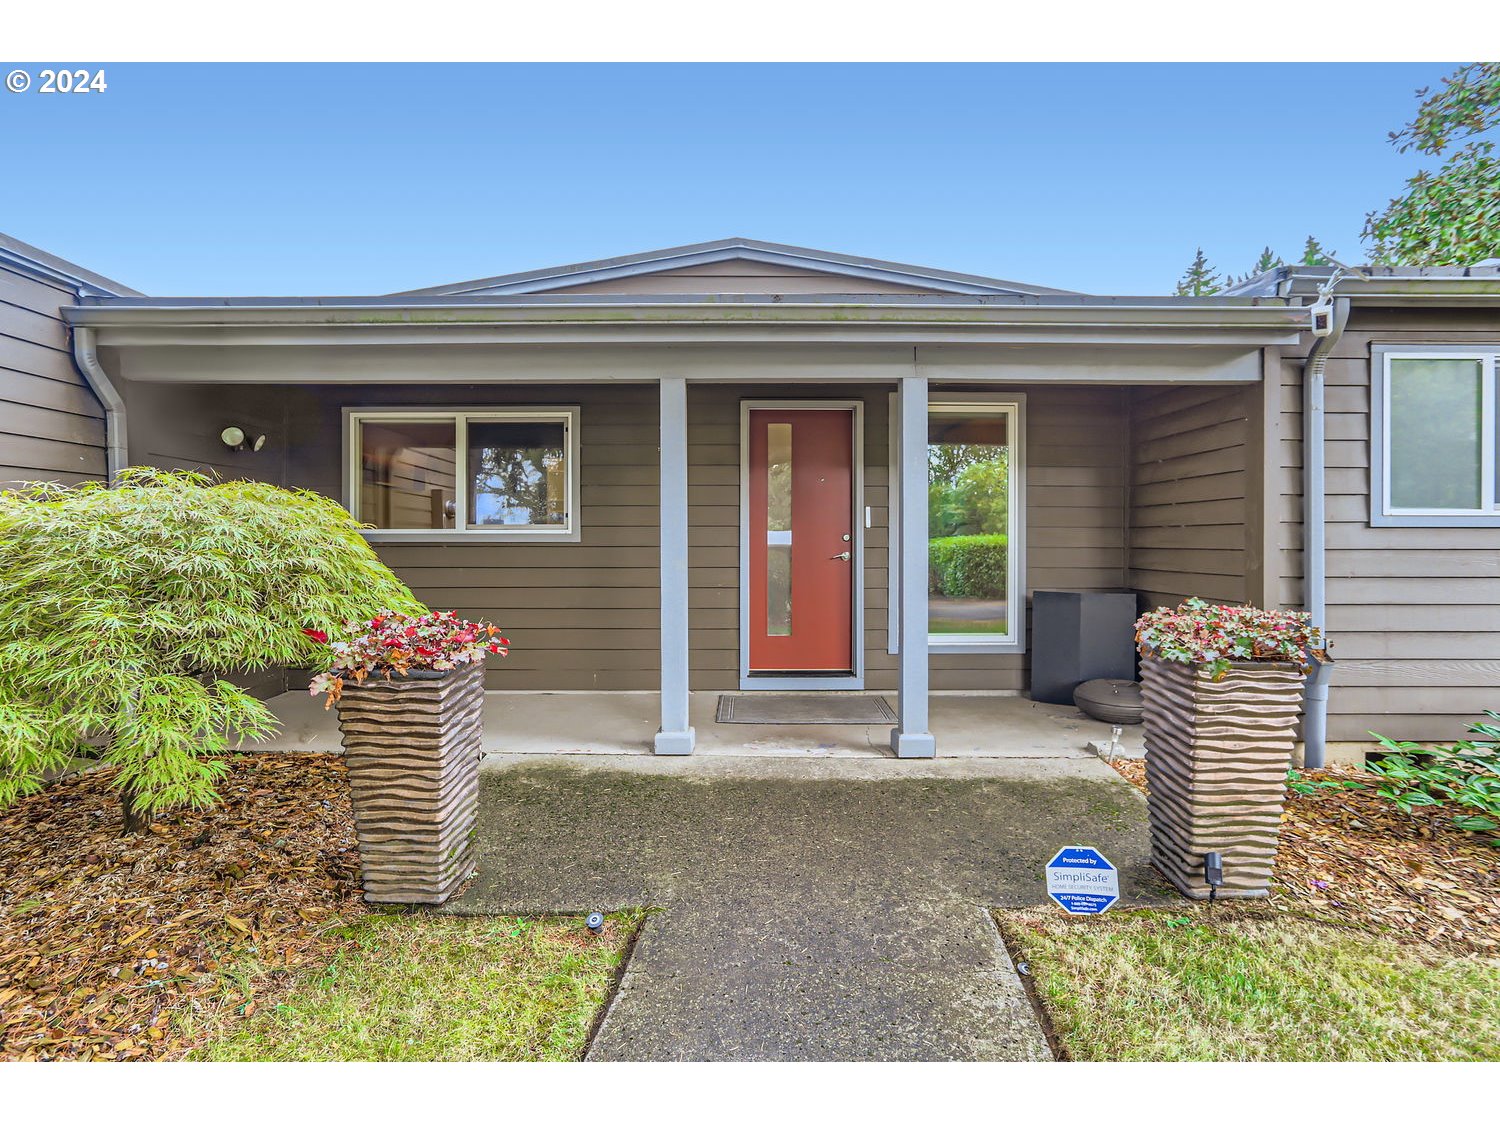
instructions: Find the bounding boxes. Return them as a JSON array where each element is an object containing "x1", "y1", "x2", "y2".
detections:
[{"x1": 830, "y1": 551, "x2": 851, "y2": 561}]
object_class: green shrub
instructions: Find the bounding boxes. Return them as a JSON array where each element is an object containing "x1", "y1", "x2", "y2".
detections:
[
  {"x1": 1365, "y1": 712, "x2": 1500, "y2": 841},
  {"x1": 929, "y1": 534, "x2": 1008, "y2": 598},
  {"x1": 0, "y1": 468, "x2": 424, "y2": 830}
]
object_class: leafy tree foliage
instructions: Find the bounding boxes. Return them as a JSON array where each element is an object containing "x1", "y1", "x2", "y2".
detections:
[
  {"x1": 1388, "y1": 62, "x2": 1500, "y2": 157},
  {"x1": 928, "y1": 451, "x2": 1009, "y2": 538},
  {"x1": 1364, "y1": 62, "x2": 1500, "y2": 266},
  {"x1": 0, "y1": 469, "x2": 423, "y2": 830},
  {"x1": 469, "y1": 424, "x2": 566, "y2": 526},
  {"x1": 1174, "y1": 248, "x2": 1222, "y2": 296}
]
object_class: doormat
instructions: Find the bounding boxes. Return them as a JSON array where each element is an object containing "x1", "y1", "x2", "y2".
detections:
[{"x1": 715, "y1": 693, "x2": 898, "y2": 725}]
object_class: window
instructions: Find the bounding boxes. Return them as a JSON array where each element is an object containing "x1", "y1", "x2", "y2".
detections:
[
  {"x1": 1373, "y1": 349, "x2": 1500, "y2": 527},
  {"x1": 347, "y1": 408, "x2": 580, "y2": 540},
  {"x1": 926, "y1": 399, "x2": 1024, "y2": 650}
]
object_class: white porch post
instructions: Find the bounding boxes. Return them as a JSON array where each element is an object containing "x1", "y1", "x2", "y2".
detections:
[
  {"x1": 655, "y1": 376, "x2": 695, "y2": 755},
  {"x1": 891, "y1": 375, "x2": 936, "y2": 757}
]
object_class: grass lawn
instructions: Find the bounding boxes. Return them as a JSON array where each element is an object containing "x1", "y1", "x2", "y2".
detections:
[
  {"x1": 195, "y1": 911, "x2": 639, "y2": 1061},
  {"x1": 997, "y1": 905, "x2": 1500, "y2": 1061}
]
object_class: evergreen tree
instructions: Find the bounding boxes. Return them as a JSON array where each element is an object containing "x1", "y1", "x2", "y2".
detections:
[
  {"x1": 1251, "y1": 246, "x2": 1284, "y2": 275},
  {"x1": 1300, "y1": 236, "x2": 1338, "y2": 266},
  {"x1": 1174, "y1": 248, "x2": 1222, "y2": 296}
]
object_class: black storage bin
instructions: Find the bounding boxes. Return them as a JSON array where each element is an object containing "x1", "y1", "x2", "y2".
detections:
[{"x1": 1029, "y1": 590, "x2": 1138, "y2": 705}]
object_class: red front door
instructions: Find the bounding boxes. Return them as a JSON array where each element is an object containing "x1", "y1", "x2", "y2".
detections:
[{"x1": 746, "y1": 407, "x2": 855, "y2": 673}]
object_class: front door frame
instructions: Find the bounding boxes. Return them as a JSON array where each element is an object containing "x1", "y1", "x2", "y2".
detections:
[{"x1": 738, "y1": 399, "x2": 865, "y2": 690}]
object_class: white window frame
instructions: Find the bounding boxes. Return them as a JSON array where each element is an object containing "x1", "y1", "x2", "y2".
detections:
[
  {"x1": 344, "y1": 405, "x2": 582, "y2": 543},
  {"x1": 1371, "y1": 347, "x2": 1500, "y2": 528},
  {"x1": 889, "y1": 393, "x2": 1027, "y2": 655}
]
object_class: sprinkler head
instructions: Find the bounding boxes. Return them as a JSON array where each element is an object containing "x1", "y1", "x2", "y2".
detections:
[{"x1": 585, "y1": 912, "x2": 605, "y2": 934}]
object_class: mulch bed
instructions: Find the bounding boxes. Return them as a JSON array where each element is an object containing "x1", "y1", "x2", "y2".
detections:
[
  {"x1": 0, "y1": 754, "x2": 366, "y2": 1060},
  {"x1": 1108, "y1": 758, "x2": 1500, "y2": 954}
]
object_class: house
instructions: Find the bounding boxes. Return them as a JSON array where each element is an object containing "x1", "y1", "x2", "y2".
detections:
[{"x1": 4, "y1": 231, "x2": 1500, "y2": 763}]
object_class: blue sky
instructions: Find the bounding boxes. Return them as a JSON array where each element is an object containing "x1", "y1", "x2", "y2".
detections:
[{"x1": 0, "y1": 62, "x2": 1453, "y2": 295}]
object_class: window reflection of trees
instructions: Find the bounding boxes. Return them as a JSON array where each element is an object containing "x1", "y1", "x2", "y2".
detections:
[{"x1": 469, "y1": 422, "x2": 567, "y2": 527}]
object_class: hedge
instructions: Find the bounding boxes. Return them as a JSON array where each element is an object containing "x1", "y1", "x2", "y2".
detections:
[{"x1": 929, "y1": 534, "x2": 1008, "y2": 598}]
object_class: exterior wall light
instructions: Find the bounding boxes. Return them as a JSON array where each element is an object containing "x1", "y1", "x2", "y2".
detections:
[{"x1": 220, "y1": 426, "x2": 267, "y2": 452}]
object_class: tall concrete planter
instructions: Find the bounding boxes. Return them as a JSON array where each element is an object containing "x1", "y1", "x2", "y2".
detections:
[
  {"x1": 333, "y1": 662, "x2": 485, "y2": 905},
  {"x1": 1139, "y1": 657, "x2": 1306, "y2": 899}
]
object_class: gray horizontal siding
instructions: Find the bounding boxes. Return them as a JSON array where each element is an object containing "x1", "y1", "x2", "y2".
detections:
[
  {"x1": 127, "y1": 378, "x2": 1135, "y2": 695},
  {"x1": 1129, "y1": 384, "x2": 1252, "y2": 609},
  {"x1": 111, "y1": 373, "x2": 1300, "y2": 707},
  {"x1": 1283, "y1": 307, "x2": 1500, "y2": 743},
  {"x1": 0, "y1": 265, "x2": 105, "y2": 488},
  {"x1": 289, "y1": 384, "x2": 662, "y2": 691}
]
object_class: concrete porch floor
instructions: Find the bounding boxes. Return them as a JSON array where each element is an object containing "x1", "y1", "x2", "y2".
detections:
[{"x1": 260, "y1": 689, "x2": 1145, "y2": 759}]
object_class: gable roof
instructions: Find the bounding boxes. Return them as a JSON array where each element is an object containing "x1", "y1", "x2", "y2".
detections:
[{"x1": 392, "y1": 237, "x2": 1079, "y2": 298}]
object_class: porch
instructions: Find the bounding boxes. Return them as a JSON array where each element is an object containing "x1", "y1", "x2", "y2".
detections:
[
  {"x1": 259, "y1": 690, "x2": 1144, "y2": 759},
  {"x1": 92, "y1": 304, "x2": 1296, "y2": 759}
]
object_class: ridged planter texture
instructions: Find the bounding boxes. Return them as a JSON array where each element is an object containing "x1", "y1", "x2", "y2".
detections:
[
  {"x1": 334, "y1": 662, "x2": 484, "y2": 905},
  {"x1": 1140, "y1": 657, "x2": 1306, "y2": 899}
]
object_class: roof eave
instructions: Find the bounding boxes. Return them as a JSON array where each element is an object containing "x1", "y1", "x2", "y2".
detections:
[
  {"x1": 1227, "y1": 266, "x2": 1500, "y2": 301},
  {"x1": 65, "y1": 299, "x2": 1309, "y2": 350},
  {"x1": 64, "y1": 299, "x2": 1305, "y2": 329}
]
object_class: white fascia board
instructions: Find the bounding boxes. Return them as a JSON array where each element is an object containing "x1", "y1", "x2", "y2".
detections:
[
  {"x1": 68, "y1": 303, "x2": 1310, "y2": 353},
  {"x1": 87, "y1": 326, "x2": 1303, "y2": 352},
  {"x1": 65, "y1": 301, "x2": 1305, "y2": 326}
]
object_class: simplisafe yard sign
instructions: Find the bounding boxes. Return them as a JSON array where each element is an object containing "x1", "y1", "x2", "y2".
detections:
[{"x1": 1046, "y1": 847, "x2": 1119, "y2": 914}]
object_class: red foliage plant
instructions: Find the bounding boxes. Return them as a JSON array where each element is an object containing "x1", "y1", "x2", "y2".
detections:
[
  {"x1": 307, "y1": 610, "x2": 509, "y2": 705},
  {"x1": 1135, "y1": 597, "x2": 1325, "y2": 680}
]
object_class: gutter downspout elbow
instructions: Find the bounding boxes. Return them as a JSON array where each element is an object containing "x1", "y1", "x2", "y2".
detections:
[
  {"x1": 1300, "y1": 296, "x2": 1350, "y2": 768},
  {"x1": 71, "y1": 324, "x2": 127, "y2": 482}
]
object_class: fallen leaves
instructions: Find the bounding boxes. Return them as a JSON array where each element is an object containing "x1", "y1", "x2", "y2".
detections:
[
  {"x1": 1109, "y1": 758, "x2": 1500, "y2": 954},
  {"x1": 0, "y1": 753, "x2": 366, "y2": 1061}
]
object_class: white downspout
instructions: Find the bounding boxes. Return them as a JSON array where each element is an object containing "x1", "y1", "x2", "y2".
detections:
[
  {"x1": 70, "y1": 324, "x2": 128, "y2": 481},
  {"x1": 1300, "y1": 295, "x2": 1350, "y2": 768}
]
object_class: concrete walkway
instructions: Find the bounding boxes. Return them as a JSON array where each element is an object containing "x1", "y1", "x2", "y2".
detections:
[
  {"x1": 263, "y1": 688, "x2": 1146, "y2": 759},
  {"x1": 446, "y1": 753, "x2": 1166, "y2": 1061}
]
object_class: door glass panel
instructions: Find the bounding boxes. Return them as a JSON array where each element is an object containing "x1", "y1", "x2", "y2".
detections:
[
  {"x1": 467, "y1": 419, "x2": 568, "y2": 528},
  {"x1": 766, "y1": 422, "x2": 793, "y2": 636},
  {"x1": 927, "y1": 410, "x2": 1011, "y2": 637},
  {"x1": 1388, "y1": 358, "x2": 1483, "y2": 510},
  {"x1": 358, "y1": 419, "x2": 457, "y2": 529}
]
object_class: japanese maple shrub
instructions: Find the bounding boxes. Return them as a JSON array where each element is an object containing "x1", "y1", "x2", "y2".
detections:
[{"x1": 0, "y1": 468, "x2": 423, "y2": 831}]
